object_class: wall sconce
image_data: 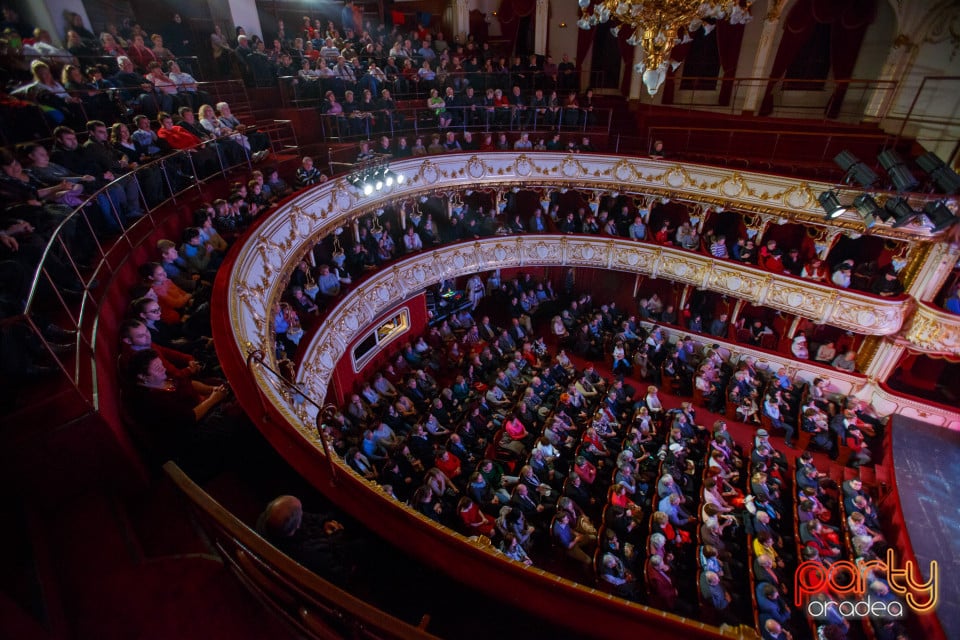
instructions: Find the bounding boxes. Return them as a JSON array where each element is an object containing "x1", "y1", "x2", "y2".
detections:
[{"x1": 559, "y1": 21, "x2": 568, "y2": 28}]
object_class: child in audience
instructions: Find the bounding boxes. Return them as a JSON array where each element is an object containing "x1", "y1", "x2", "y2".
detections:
[
  {"x1": 179, "y1": 226, "x2": 220, "y2": 277},
  {"x1": 295, "y1": 155, "x2": 326, "y2": 187},
  {"x1": 247, "y1": 178, "x2": 270, "y2": 211},
  {"x1": 194, "y1": 208, "x2": 228, "y2": 253},
  {"x1": 156, "y1": 238, "x2": 198, "y2": 291},
  {"x1": 250, "y1": 169, "x2": 274, "y2": 203},
  {"x1": 265, "y1": 166, "x2": 292, "y2": 199}
]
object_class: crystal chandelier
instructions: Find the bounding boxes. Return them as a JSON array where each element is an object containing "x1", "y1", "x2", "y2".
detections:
[{"x1": 578, "y1": 0, "x2": 753, "y2": 96}]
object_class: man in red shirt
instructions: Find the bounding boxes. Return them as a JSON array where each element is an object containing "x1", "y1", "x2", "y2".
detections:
[{"x1": 156, "y1": 112, "x2": 217, "y2": 176}]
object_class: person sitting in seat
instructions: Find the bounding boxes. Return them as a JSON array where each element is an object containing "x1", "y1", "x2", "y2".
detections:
[{"x1": 256, "y1": 495, "x2": 359, "y2": 585}]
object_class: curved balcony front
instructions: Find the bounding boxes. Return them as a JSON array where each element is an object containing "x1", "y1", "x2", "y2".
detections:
[
  {"x1": 214, "y1": 152, "x2": 959, "y2": 639},
  {"x1": 901, "y1": 300, "x2": 960, "y2": 357}
]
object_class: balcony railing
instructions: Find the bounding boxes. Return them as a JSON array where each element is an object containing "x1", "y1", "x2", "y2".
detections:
[
  {"x1": 163, "y1": 461, "x2": 436, "y2": 639},
  {"x1": 222, "y1": 153, "x2": 940, "y2": 406},
  {"x1": 901, "y1": 300, "x2": 960, "y2": 357},
  {"x1": 658, "y1": 76, "x2": 899, "y2": 122},
  {"x1": 3, "y1": 120, "x2": 293, "y2": 420}
]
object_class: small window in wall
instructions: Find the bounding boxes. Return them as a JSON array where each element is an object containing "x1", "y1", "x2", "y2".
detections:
[
  {"x1": 784, "y1": 22, "x2": 832, "y2": 91},
  {"x1": 351, "y1": 309, "x2": 410, "y2": 372}
]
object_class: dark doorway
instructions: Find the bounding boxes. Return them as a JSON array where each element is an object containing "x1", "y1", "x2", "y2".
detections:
[
  {"x1": 589, "y1": 22, "x2": 622, "y2": 90},
  {"x1": 680, "y1": 28, "x2": 720, "y2": 91},
  {"x1": 515, "y1": 16, "x2": 534, "y2": 56}
]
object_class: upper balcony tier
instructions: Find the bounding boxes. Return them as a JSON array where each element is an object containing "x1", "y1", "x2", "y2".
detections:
[
  {"x1": 226, "y1": 153, "x2": 958, "y2": 371},
  {"x1": 295, "y1": 152, "x2": 954, "y2": 241}
]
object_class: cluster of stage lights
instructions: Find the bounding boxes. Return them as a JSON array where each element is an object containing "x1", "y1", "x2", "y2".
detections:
[
  {"x1": 347, "y1": 159, "x2": 405, "y2": 197},
  {"x1": 817, "y1": 150, "x2": 959, "y2": 232}
]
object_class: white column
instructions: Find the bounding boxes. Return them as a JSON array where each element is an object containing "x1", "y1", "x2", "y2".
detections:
[
  {"x1": 22, "y1": 0, "x2": 91, "y2": 47},
  {"x1": 740, "y1": 1, "x2": 789, "y2": 114},
  {"x1": 863, "y1": 37, "x2": 917, "y2": 120},
  {"x1": 454, "y1": 0, "x2": 470, "y2": 44},
  {"x1": 226, "y1": 0, "x2": 264, "y2": 40},
  {"x1": 907, "y1": 241, "x2": 960, "y2": 301},
  {"x1": 534, "y1": 0, "x2": 549, "y2": 55},
  {"x1": 862, "y1": 340, "x2": 906, "y2": 382}
]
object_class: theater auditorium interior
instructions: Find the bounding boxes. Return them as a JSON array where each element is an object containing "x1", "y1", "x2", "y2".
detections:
[{"x1": 1, "y1": 0, "x2": 959, "y2": 638}]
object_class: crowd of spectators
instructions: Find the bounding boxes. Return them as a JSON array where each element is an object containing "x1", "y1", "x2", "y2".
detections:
[
  {"x1": 321, "y1": 267, "x2": 889, "y2": 634},
  {"x1": 1, "y1": 7, "x2": 213, "y2": 141},
  {"x1": 117, "y1": 160, "x2": 293, "y2": 476},
  {"x1": 283, "y1": 170, "x2": 903, "y2": 382}
]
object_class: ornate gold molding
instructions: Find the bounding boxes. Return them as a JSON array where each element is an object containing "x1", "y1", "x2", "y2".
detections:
[
  {"x1": 901, "y1": 301, "x2": 960, "y2": 356},
  {"x1": 283, "y1": 154, "x2": 953, "y2": 246},
  {"x1": 223, "y1": 153, "x2": 959, "y2": 440}
]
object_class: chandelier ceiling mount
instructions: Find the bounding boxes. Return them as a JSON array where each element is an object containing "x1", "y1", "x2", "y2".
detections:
[{"x1": 578, "y1": 0, "x2": 754, "y2": 96}]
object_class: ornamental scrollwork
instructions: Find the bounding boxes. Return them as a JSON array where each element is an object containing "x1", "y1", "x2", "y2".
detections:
[{"x1": 902, "y1": 303, "x2": 960, "y2": 355}]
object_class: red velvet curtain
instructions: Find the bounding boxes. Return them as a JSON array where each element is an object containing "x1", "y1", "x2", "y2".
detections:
[
  {"x1": 498, "y1": 0, "x2": 537, "y2": 55},
  {"x1": 618, "y1": 27, "x2": 636, "y2": 96},
  {"x1": 661, "y1": 32, "x2": 695, "y2": 105},
  {"x1": 716, "y1": 21, "x2": 746, "y2": 106},
  {"x1": 824, "y1": 0, "x2": 877, "y2": 117},
  {"x1": 576, "y1": 2, "x2": 599, "y2": 69},
  {"x1": 759, "y1": 0, "x2": 877, "y2": 116}
]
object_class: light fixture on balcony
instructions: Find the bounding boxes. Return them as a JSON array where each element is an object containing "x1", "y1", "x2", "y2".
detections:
[
  {"x1": 347, "y1": 160, "x2": 404, "y2": 198},
  {"x1": 852, "y1": 194, "x2": 880, "y2": 228},
  {"x1": 916, "y1": 152, "x2": 960, "y2": 195},
  {"x1": 834, "y1": 150, "x2": 878, "y2": 188},
  {"x1": 878, "y1": 150, "x2": 919, "y2": 192},
  {"x1": 879, "y1": 197, "x2": 919, "y2": 228},
  {"x1": 923, "y1": 201, "x2": 958, "y2": 232},
  {"x1": 817, "y1": 190, "x2": 845, "y2": 220},
  {"x1": 577, "y1": 0, "x2": 753, "y2": 96}
]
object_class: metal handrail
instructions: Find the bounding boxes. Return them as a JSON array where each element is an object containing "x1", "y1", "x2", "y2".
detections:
[
  {"x1": 310, "y1": 103, "x2": 614, "y2": 145},
  {"x1": 244, "y1": 349, "x2": 340, "y2": 485},
  {"x1": 5, "y1": 134, "x2": 270, "y2": 414}
]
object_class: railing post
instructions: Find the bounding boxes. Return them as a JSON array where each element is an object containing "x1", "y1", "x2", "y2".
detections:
[{"x1": 244, "y1": 350, "x2": 340, "y2": 486}]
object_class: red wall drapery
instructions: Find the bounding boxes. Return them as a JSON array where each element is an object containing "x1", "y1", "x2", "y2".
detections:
[
  {"x1": 661, "y1": 33, "x2": 695, "y2": 105},
  {"x1": 758, "y1": 0, "x2": 877, "y2": 117},
  {"x1": 497, "y1": 0, "x2": 537, "y2": 55},
  {"x1": 716, "y1": 21, "x2": 746, "y2": 106},
  {"x1": 576, "y1": 1, "x2": 599, "y2": 71},
  {"x1": 617, "y1": 27, "x2": 636, "y2": 96},
  {"x1": 660, "y1": 21, "x2": 746, "y2": 107}
]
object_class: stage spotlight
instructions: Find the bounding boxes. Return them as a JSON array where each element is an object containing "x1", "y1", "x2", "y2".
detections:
[
  {"x1": 817, "y1": 190, "x2": 845, "y2": 219},
  {"x1": 878, "y1": 150, "x2": 919, "y2": 192},
  {"x1": 852, "y1": 194, "x2": 880, "y2": 227},
  {"x1": 363, "y1": 182, "x2": 373, "y2": 196},
  {"x1": 923, "y1": 201, "x2": 958, "y2": 232},
  {"x1": 385, "y1": 172, "x2": 394, "y2": 187},
  {"x1": 396, "y1": 172, "x2": 405, "y2": 184},
  {"x1": 882, "y1": 197, "x2": 918, "y2": 228},
  {"x1": 834, "y1": 150, "x2": 878, "y2": 188},
  {"x1": 375, "y1": 177, "x2": 384, "y2": 191},
  {"x1": 917, "y1": 152, "x2": 960, "y2": 194}
]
